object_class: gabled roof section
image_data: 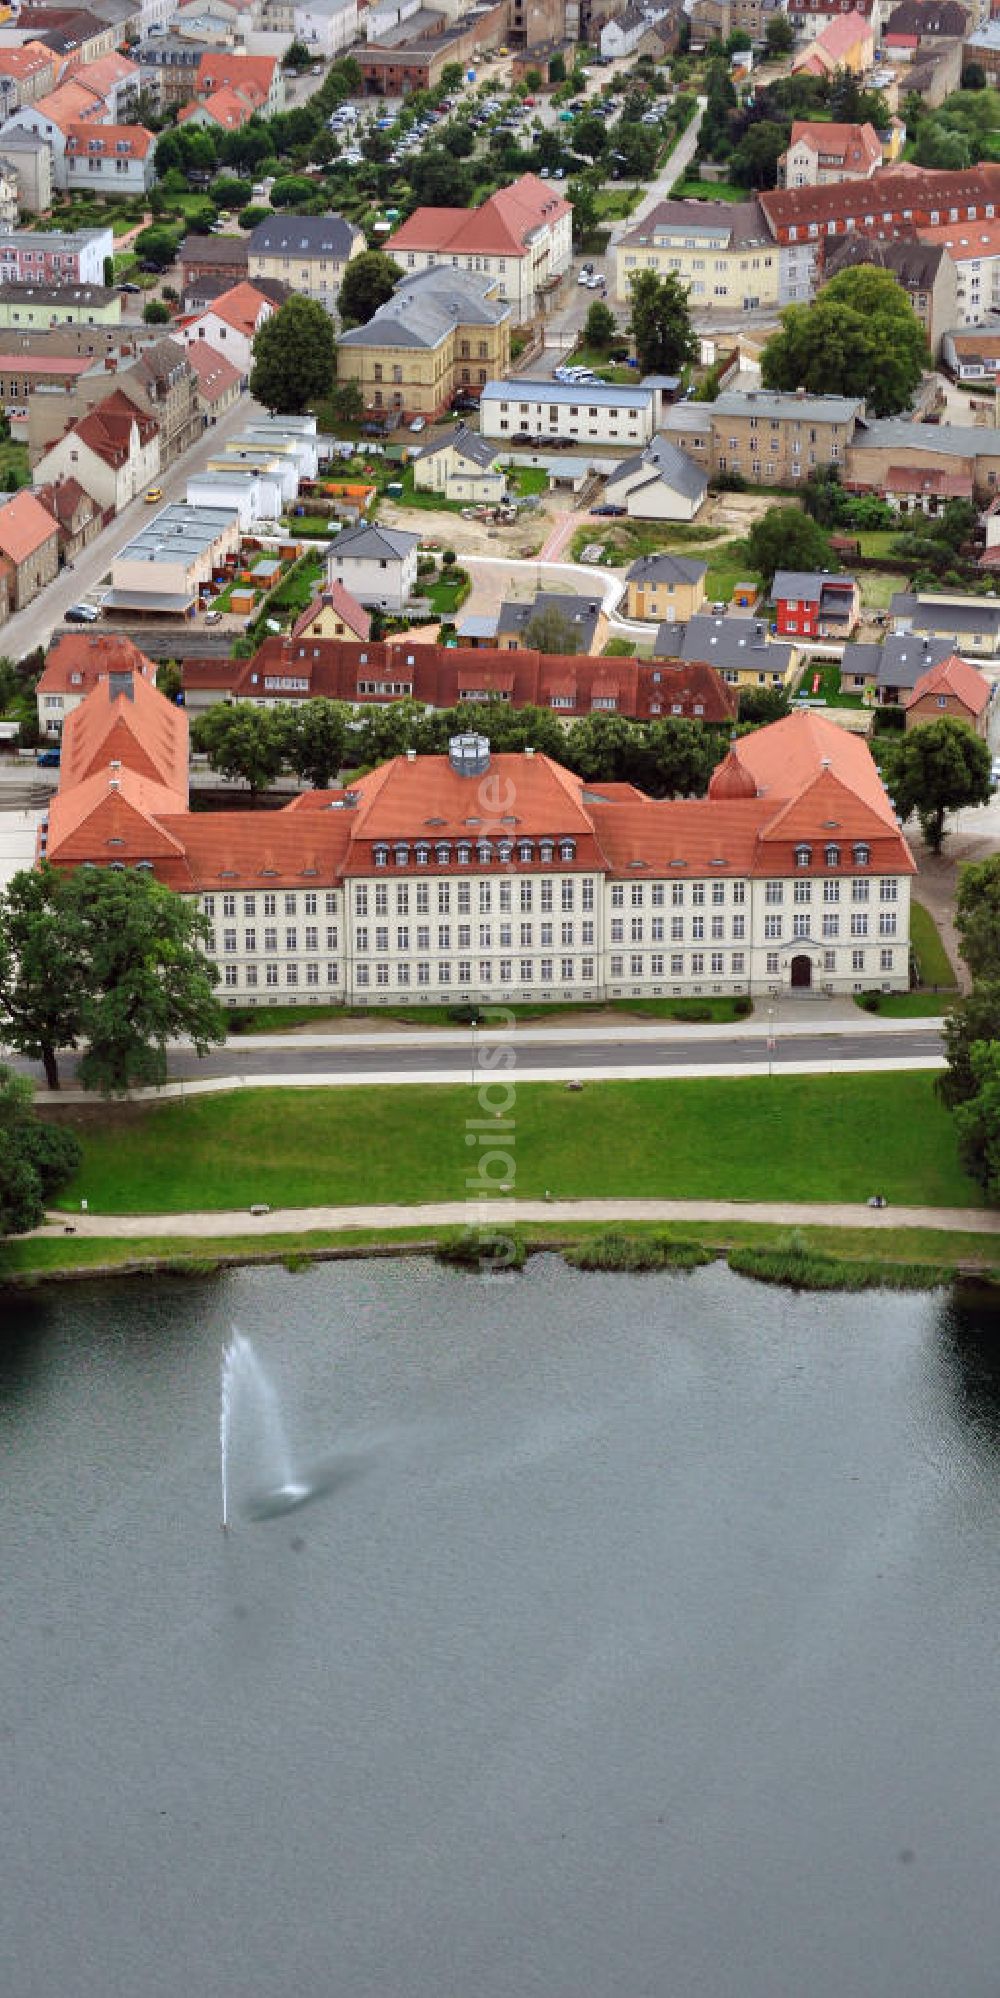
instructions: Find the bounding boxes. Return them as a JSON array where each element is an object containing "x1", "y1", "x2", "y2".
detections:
[
  {"x1": 60, "y1": 665, "x2": 188, "y2": 797},
  {"x1": 46, "y1": 764, "x2": 189, "y2": 866},
  {"x1": 385, "y1": 172, "x2": 570, "y2": 261},
  {"x1": 0, "y1": 488, "x2": 58, "y2": 565},
  {"x1": 38, "y1": 630, "x2": 153, "y2": 696},
  {"x1": 709, "y1": 707, "x2": 897, "y2": 824},
  {"x1": 204, "y1": 280, "x2": 274, "y2": 336},
  {"x1": 907, "y1": 651, "x2": 991, "y2": 714},
  {"x1": 291, "y1": 582, "x2": 370, "y2": 642}
]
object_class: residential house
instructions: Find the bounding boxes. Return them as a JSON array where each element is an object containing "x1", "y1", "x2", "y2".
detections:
[
  {"x1": 34, "y1": 473, "x2": 103, "y2": 563},
  {"x1": 603, "y1": 434, "x2": 708, "y2": 521},
  {"x1": 961, "y1": 21, "x2": 1000, "y2": 78},
  {"x1": 385, "y1": 174, "x2": 572, "y2": 326},
  {"x1": 64, "y1": 123, "x2": 156, "y2": 196},
  {"x1": 840, "y1": 630, "x2": 954, "y2": 699},
  {"x1": 884, "y1": 0, "x2": 971, "y2": 41},
  {"x1": 845, "y1": 414, "x2": 1000, "y2": 503},
  {"x1": 662, "y1": 388, "x2": 865, "y2": 486},
  {"x1": 942, "y1": 324, "x2": 1000, "y2": 379},
  {"x1": 615, "y1": 197, "x2": 778, "y2": 310},
  {"x1": 0, "y1": 484, "x2": 58, "y2": 610},
  {"x1": 178, "y1": 280, "x2": 275, "y2": 378},
  {"x1": 793, "y1": 8, "x2": 875, "y2": 71},
  {"x1": 889, "y1": 586, "x2": 1000, "y2": 652},
  {"x1": 822, "y1": 235, "x2": 957, "y2": 356},
  {"x1": 903, "y1": 34, "x2": 965, "y2": 99},
  {"x1": 338, "y1": 269, "x2": 512, "y2": 426},
  {"x1": 0, "y1": 280, "x2": 120, "y2": 326},
  {"x1": 661, "y1": 614, "x2": 799, "y2": 689},
  {"x1": 185, "y1": 336, "x2": 242, "y2": 422},
  {"x1": 904, "y1": 649, "x2": 996, "y2": 734},
  {"x1": 136, "y1": 34, "x2": 204, "y2": 112},
  {"x1": 779, "y1": 121, "x2": 882, "y2": 188},
  {"x1": 185, "y1": 465, "x2": 282, "y2": 527},
  {"x1": 0, "y1": 222, "x2": 110, "y2": 285},
  {"x1": 33, "y1": 386, "x2": 159, "y2": 512},
  {"x1": 290, "y1": 582, "x2": 371, "y2": 644},
  {"x1": 108, "y1": 501, "x2": 240, "y2": 616},
  {"x1": 325, "y1": 521, "x2": 419, "y2": 611},
  {"x1": 42, "y1": 688, "x2": 914, "y2": 1002},
  {"x1": 624, "y1": 554, "x2": 708, "y2": 625},
  {"x1": 247, "y1": 213, "x2": 364, "y2": 316},
  {"x1": 0, "y1": 44, "x2": 56, "y2": 123},
  {"x1": 66, "y1": 50, "x2": 140, "y2": 120},
  {"x1": 771, "y1": 570, "x2": 861, "y2": 638},
  {"x1": 289, "y1": 0, "x2": 360, "y2": 57},
  {"x1": 178, "y1": 84, "x2": 265, "y2": 133},
  {"x1": 0, "y1": 128, "x2": 53, "y2": 212},
  {"x1": 34, "y1": 627, "x2": 154, "y2": 735},
  {"x1": 600, "y1": 1, "x2": 675, "y2": 56},
  {"x1": 496, "y1": 591, "x2": 609, "y2": 656},
  {"x1": 15, "y1": 8, "x2": 120, "y2": 61},
  {"x1": 481, "y1": 377, "x2": 657, "y2": 448},
  {"x1": 913, "y1": 215, "x2": 1000, "y2": 324},
  {"x1": 413, "y1": 426, "x2": 506, "y2": 506},
  {"x1": 6, "y1": 80, "x2": 107, "y2": 191},
  {"x1": 179, "y1": 233, "x2": 249, "y2": 290},
  {"x1": 194, "y1": 51, "x2": 283, "y2": 116}
]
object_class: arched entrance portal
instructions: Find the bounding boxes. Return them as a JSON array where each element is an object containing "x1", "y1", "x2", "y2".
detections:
[{"x1": 790, "y1": 954, "x2": 812, "y2": 990}]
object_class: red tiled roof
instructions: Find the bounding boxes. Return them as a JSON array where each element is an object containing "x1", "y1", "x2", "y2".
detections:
[
  {"x1": 787, "y1": 120, "x2": 881, "y2": 170},
  {"x1": 184, "y1": 339, "x2": 243, "y2": 402},
  {"x1": 0, "y1": 488, "x2": 58, "y2": 566},
  {"x1": 0, "y1": 353, "x2": 91, "y2": 377},
  {"x1": 34, "y1": 476, "x2": 98, "y2": 533},
  {"x1": 759, "y1": 162, "x2": 1000, "y2": 239},
  {"x1": 37, "y1": 631, "x2": 153, "y2": 696},
  {"x1": 386, "y1": 172, "x2": 570, "y2": 261},
  {"x1": 291, "y1": 584, "x2": 371, "y2": 643},
  {"x1": 67, "y1": 386, "x2": 158, "y2": 467},
  {"x1": 30, "y1": 79, "x2": 104, "y2": 130},
  {"x1": 884, "y1": 465, "x2": 973, "y2": 496},
  {"x1": 65, "y1": 122, "x2": 154, "y2": 160},
  {"x1": 0, "y1": 42, "x2": 54, "y2": 81},
  {"x1": 203, "y1": 281, "x2": 273, "y2": 336},
  {"x1": 59, "y1": 664, "x2": 188, "y2": 795},
  {"x1": 179, "y1": 85, "x2": 261, "y2": 130},
  {"x1": 196, "y1": 52, "x2": 276, "y2": 96},
  {"x1": 907, "y1": 652, "x2": 991, "y2": 715}
]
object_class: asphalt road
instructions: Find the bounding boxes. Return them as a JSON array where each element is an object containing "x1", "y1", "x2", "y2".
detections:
[{"x1": 31, "y1": 1025, "x2": 940, "y2": 1088}]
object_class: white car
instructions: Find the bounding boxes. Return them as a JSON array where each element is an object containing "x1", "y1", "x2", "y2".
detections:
[{"x1": 410, "y1": 416, "x2": 426, "y2": 433}]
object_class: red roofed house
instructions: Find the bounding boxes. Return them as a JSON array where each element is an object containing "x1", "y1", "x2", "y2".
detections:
[
  {"x1": 178, "y1": 84, "x2": 266, "y2": 133},
  {"x1": 185, "y1": 338, "x2": 243, "y2": 422},
  {"x1": 193, "y1": 52, "x2": 283, "y2": 117},
  {"x1": 904, "y1": 651, "x2": 996, "y2": 735},
  {"x1": 41, "y1": 686, "x2": 915, "y2": 1001},
  {"x1": 63, "y1": 51, "x2": 140, "y2": 122},
  {"x1": 793, "y1": 9, "x2": 875, "y2": 73},
  {"x1": 385, "y1": 173, "x2": 573, "y2": 323},
  {"x1": 33, "y1": 386, "x2": 160, "y2": 512},
  {"x1": 178, "y1": 281, "x2": 276, "y2": 377},
  {"x1": 35, "y1": 631, "x2": 155, "y2": 737},
  {"x1": 34, "y1": 474, "x2": 103, "y2": 565},
  {"x1": 64, "y1": 123, "x2": 155, "y2": 196},
  {"x1": 12, "y1": 80, "x2": 107, "y2": 189},
  {"x1": 291, "y1": 584, "x2": 371, "y2": 646},
  {"x1": 0, "y1": 486, "x2": 58, "y2": 611},
  {"x1": 0, "y1": 42, "x2": 57, "y2": 116},
  {"x1": 779, "y1": 121, "x2": 882, "y2": 189}
]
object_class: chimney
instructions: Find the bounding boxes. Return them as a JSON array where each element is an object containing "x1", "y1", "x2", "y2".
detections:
[
  {"x1": 525, "y1": 745, "x2": 535, "y2": 757},
  {"x1": 108, "y1": 759, "x2": 121, "y2": 792},
  {"x1": 406, "y1": 747, "x2": 416, "y2": 761}
]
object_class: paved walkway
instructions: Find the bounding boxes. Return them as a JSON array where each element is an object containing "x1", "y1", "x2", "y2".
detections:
[{"x1": 35, "y1": 1197, "x2": 999, "y2": 1241}]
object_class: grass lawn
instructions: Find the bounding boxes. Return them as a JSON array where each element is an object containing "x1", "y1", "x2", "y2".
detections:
[
  {"x1": 506, "y1": 465, "x2": 548, "y2": 497},
  {"x1": 0, "y1": 437, "x2": 29, "y2": 489},
  {"x1": 856, "y1": 530, "x2": 904, "y2": 560},
  {"x1": 855, "y1": 991, "x2": 954, "y2": 1016},
  {"x1": 669, "y1": 177, "x2": 746, "y2": 202},
  {"x1": 425, "y1": 571, "x2": 469, "y2": 616},
  {"x1": 593, "y1": 187, "x2": 639, "y2": 219},
  {"x1": 705, "y1": 541, "x2": 757, "y2": 603},
  {"x1": 910, "y1": 898, "x2": 957, "y2": 988},
  {"x1": 225, "y1": 995, "x2": 751, "y2": 1031},
  {"x1": 389, "y1": 464, "x2": 467, "y2": 514},
  {"x1": 860, "y1": 569, "x2": 905, "y2": 611},
  {"x1": 571, "y1": 519, "x2": 739, "y2": 568},
  {"x1": 46, "y1": 1071, "x2": 978, "y2": 1215},
  {"x1": 7, "y1": 1215, "x2": 1000, "y2": 1284},
  {"x1": 807, "y1": 661, "x2": 865, "y2": 708}
]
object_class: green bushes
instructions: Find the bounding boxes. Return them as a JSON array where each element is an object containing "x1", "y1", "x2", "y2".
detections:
[
  {"x1": 564, "y1": 1231, "x2": 713, "y2": 1273},
  {"x1": 728, "y1": 1243, "x2": 947, "y2": 1291},
  {"x1": 435, "y1": 1228, "x2": 526, "y2": 1272}
]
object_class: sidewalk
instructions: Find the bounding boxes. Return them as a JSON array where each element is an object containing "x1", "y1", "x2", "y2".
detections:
[{"x1": 34, "y1": 1196, "x2": 999, "y2": 1240}]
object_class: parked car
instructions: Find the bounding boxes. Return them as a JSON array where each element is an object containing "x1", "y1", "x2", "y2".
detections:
[
  {"x1": 119, "y1": 282, "x2": 142, "y2": 295},
  {"x1": 591, "y1": 504, "x2": 625, "y2": 517},
  {"x1": 204, "y1": 609, "x2": 223, "y2": 625},
  {"x1": 37, "y1": 748, "x2": 61, "y2": 766},
  {"x1": 409, "y1": 416, "x2": 426, "y2": 433},
  {"x1": 144, "y1": 486, "x2": 163, "y2": 504},
  {"x1": 65, "y1": 603, "x2": 99, "y2": 623}
]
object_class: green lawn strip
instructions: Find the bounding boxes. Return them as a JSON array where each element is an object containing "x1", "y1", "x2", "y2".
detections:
[
  {"x1": 669, "y1": 177, "x2": 746, "y2": 202},
  {"x1": 858, "y1": 569, "x2": 903, "y2": 611},
  {"x1": 226, "y1": 994, "x2": 749, "y2": 1032},
  {"x1": 5, "y1": 1217, "x2": 999, "y2": 1285},
  {"x1": 45, "y1": 1072, "x2": 978, "y2": 1214},
  {"x1": 854, "y1": 991, "x2": 953, "y2": 1017},
  {"x1": 910, "y1": 898, "x2": 957, "y2": 988},
  {"x1": 704, "y1": 542, "x2": 757, "y2": 603}
]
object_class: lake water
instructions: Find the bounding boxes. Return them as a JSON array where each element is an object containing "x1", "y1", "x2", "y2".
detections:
[{"x1": 2, "y1": 1255, "x2": 999, "y2": 1998}]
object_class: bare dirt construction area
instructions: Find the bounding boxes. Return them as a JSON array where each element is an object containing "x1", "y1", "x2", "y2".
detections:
[
  {"x1": 701, "y1": 490, "x2": 793, "y2": 536},
  {"x1": 378, "y1": 495, "x2": 558, "y2": 561}
]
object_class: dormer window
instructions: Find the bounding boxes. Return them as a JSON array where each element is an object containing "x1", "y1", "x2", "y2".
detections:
[
  {"x1": 393, "y1": 843, "x2": 409, "y2": 866},
  {"x1": 373, "y1": 843, "x2": 388, "y2": 868},
  {"x1": 498, "y1": 839, "x2": 512, "y2": 863},
  {"x1": 476, "y1": 840, "x2": 492, "y2": 864},
  {"x1": 518, "y1": 840, "x2": 533, "y2": 862},
  {"x1": 457, "y1": 841, "x2": 471, "y2": 865},
  {"x1": 825, "y1": 843, "x2": 840, "y2": 867},
  {"x1": 435, "y1": 842, "x2": 451, "y2": 864},
  {"x1": 559, "y1": 839, "x2": 576, "y2": 862},
  {"x1": 853, "y1": 842, "x2": 870, "y2": 866},
  {"x1": 795, "y1": 844, "x2": 812, "y2": 867},
  {"x1": 415, "y1": 842, "x2": 429, "y2": 865},
  {"x1": 539, "y1": 840, "x2": 554, "y2": 863}
]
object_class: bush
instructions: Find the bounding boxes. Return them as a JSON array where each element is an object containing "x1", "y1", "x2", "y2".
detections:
[
  {"x1": 436, "y1": 1227, "x2": 526, "y2": 1271},
  {"x1": 733, "y1": 995, "x2": 752, "y2": 1018},
  {"x1": 143, "y1": 299, "x2": 170, "y2": 324},
  {"x1": 858, "y1": 990, "x2": 881, "y2": 1012},
  {"x1": 441, "y1": 547, "x2": 457, "y2": 567},
  {"x1": 727, "y1": 1244, "x2": 946, "y2": 1292},
  {"x1": 564, "y1": 1230, "x2": 713, "y2": 1272}
]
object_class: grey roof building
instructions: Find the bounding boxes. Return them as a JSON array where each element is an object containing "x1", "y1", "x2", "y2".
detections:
[
  {"x1": 657, "y1": 614, "x2": 795, "y2": 684},
  {"x1": 625, "y1": 552, "x2": 708, "y2": 588},
  {"x1": 417, "y1": 425, "x2": 499, "y2": 472},
  {"x1": 711, "y1": 388, "x2": 866, "y2": 426},
  {"x1": 889, "y1": 589, "x2": 1000, "y2": 651},
  {"x1": 248, "y1": 213, "x2": 364, "y2": 313},
  {"x1": 842, "y1": 631, "x2": 954, "y2": 699},
  {"x1": 607, "y1": 435, "x2": 708, "y2": 517},
  {"x1": 497, "y1": 591, "x2": 605, "y2": 653},
  {"x1": 340, "y1": 269, "x2": 511, "y2": 355}
]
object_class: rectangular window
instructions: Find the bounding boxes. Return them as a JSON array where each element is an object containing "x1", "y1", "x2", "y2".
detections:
[
  {"x1": 880, "y1": 949, "x2": 894, "y2": 972},
  {"x1": 880, "y1": 879, "x2": 898, "y2": 902},
  {"x1": 765, "y1": 881, "x2": 783, "y2": 904},
  {"x1": 822, "y1": 914, "x2": 839, "y2": 939},
  {"x1": 766, "y1": 952, "x2": 779, "y2": 976},
  {"x1": 764, "y1": 916, "x2": 781, "y2": 941}
]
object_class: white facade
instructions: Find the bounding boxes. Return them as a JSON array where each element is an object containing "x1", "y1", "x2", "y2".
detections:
[
  {"x1": 198, "y1": 857, "x2": 912, "y2": 1010},
  {"x1": 480, "y1": 379, "x2": 656, "y2": 448},
  {"x1": 65, "y1": 142, "x2": 155, "y2": 197},
  {"x1": 186, "y1": 466, "x2": 284, "y2": 525},
  {"x1": 34, "y1": 419, "x2": 160, "y2": 512},
  {"x1": 180, "y1": 312, "x2": 260, "y2": 377},
  {"x1": 601, "y1": 2, "x2": 672, "y2": 58},
  {"x1": 293, "y1": 0, "x2": 359, "y2": 53},
  {"x1": 327, "y1": 529, "x2": 419, "y2": 610}
]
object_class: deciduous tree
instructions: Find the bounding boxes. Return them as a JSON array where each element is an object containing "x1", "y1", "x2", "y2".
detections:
[
  {"x1": 192, "y1": 704, "x2": 288, "y2": 802},
  {"x1": 0, "y1": 1065, "x2": 80, "y2": 1234},
  {"x1": 250, "y1": 294, "x2": 336, "y2": 414},
  {"x1": 881, "y1": 717, "x2": 991, "y2": 853},
  {"x1": 336, "y1": 250, "x2": 403, "y2": 329},
  {"x1": 0, "y1": 866, "x2": 86, "y2": 1089},
  {"x1": 939, "y1": 982, "x2": 1000, "y2": 1110},
  {"x1": 583, "y1": 300, "x2": 616, "y2": 348},
  {"x1": 71, "y1": 869, "x2": 224, "y2": 1096},
  {"x1": 953, "y1": 1040, "x2": 1000, "y2": 1196},
  {"x1": 285, "y1": 698, "x2": 349, "y2": 789},
  {"x1": 956, "y1": 855, "x2": 1000, "y2": 981},
  {"x1": 628, "y1": 268, "x2": 697, "y2": 377},
  {"x1": 745, "y1": 506, "x2": 835, "y2": 587},
  {"x1": 761, "y1": 265, "x2": 928, "y2": 417},
  {"x1": 522, "y1": 606, "x2": 582, "y2": 654}
]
